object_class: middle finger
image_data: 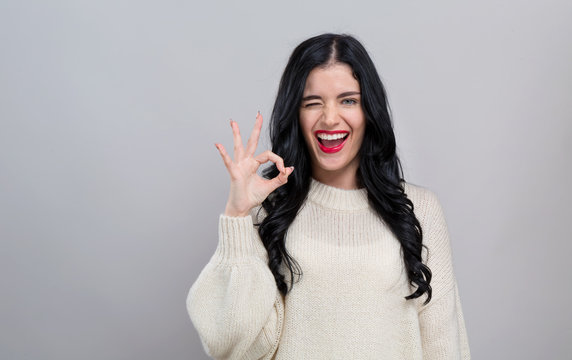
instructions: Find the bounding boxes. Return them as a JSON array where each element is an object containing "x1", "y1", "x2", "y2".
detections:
[{"x1": 245, "y1": 111, "x2": 263, "y2": 156}]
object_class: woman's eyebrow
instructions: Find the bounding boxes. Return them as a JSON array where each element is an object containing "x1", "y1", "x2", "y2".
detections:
[
  {"x1": 301, "y1": 91, "x2": 361, "y2": 102},
  {"x1": 337, "y1": 91, "x2": 361, "y2": 98},
  {"x1": 301, "y1": 95, "x2": 321, "y2": 101}
]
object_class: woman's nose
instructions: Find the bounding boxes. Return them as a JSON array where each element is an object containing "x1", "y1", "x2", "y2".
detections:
[{"x1": 321, "y1": 105, "x2": 340, "y2": 127}]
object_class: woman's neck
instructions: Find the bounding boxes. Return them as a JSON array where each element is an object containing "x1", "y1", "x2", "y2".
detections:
[{"x1": 311, "y1": 170, "x2": 362, "y2": 190}]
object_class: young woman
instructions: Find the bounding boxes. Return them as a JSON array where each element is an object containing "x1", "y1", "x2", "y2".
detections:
[{"x1": 187, "y1": 33, "x2": 470, "y2": 359}]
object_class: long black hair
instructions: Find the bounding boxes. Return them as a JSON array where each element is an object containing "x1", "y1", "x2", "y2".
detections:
[{"x1": 256, "y1": 33, "x2": 432, "y2": 305}]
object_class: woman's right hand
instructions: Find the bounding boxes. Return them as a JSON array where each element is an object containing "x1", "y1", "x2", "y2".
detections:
[{"x1": 215, "y1": 111, "x2": 294, "y2": 217}]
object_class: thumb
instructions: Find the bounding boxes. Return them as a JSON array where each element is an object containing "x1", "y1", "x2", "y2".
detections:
[{"x1": 265, "y1": 166, "x2": 294, "y2": 193}]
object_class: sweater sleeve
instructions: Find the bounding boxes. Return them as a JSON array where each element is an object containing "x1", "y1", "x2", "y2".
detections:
[
  {"x1": 186, "y1": 212, "x2": 284, "y2": 360},
  {"x1": 417, "y1": 190, "x2": 471, "y2": 360}
]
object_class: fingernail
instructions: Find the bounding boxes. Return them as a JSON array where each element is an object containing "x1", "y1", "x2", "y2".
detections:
[{"x1": 229, "y1": 119, "x2": 233, "y2": 126}]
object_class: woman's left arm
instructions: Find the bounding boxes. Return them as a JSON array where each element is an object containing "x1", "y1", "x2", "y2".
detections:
[{"x1": 417, "y1": 190, "x2": 471, "y2": 360}]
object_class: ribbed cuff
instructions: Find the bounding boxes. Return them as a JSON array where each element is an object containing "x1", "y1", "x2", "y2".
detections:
[{"x1": 213, "y1": 214, "x2": 268, "y2": 264}]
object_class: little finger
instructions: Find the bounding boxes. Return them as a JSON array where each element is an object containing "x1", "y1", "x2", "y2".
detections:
[{"x1": 215, "y1": 143, "x2": 233, "y2": 171}]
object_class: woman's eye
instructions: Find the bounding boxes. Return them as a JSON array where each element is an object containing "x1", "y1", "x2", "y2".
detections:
[
  {"x1": 342, "y1": 98, "x2": 357, "y2": 105},
  {"x1": 304, "y1": 102, "x2": 320, "y2": 108}
]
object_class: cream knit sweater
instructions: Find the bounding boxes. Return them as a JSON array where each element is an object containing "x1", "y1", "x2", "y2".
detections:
[{"x1": 187, "y1": 178, "x2": 470, "y2": 359}]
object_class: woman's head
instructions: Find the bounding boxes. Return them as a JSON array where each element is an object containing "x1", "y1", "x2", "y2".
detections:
[
  {"x1": 268, "y1": 33, "x2": 396, "y2": 188},
  {"x1": 299, "y1": 62, "x2": 366, "y2": 189}
]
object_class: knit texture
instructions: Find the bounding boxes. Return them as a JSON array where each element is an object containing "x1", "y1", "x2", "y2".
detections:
[{"x1": 187, "y1": 178, "x2": 470, "y2": 359}]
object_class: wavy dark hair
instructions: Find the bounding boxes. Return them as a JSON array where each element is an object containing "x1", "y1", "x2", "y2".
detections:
[{"x1": 256, "y1": 33, "x2": 432, "y2": 305}]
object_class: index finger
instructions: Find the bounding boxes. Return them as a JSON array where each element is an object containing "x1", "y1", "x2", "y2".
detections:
[{"x1": 245, "y1": 111, "x2": 263, "y2": 156}]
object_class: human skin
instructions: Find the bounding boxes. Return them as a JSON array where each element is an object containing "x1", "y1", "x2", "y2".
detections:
[
  {"x1": 215, "y1": 63, "x2": 364, "y2": 216},
  {"x1": 215, "y1": 112, "x2": 294, "y2": 217},
  {"x1": 299, "y1": 62, "x2": 366, "y2": 190}
]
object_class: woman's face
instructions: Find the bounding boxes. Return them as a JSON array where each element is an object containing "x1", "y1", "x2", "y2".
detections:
[{"x1": 299, "y1": 63, "x2": 366, "y2": 189}]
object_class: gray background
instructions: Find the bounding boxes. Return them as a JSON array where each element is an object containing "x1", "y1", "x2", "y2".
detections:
[{"x1": 1, "y1": 0, "x2": 571, "y2": 359}]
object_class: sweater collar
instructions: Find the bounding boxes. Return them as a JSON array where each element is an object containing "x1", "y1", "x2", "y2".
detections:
[{"x1": 307, "y1": 177, "x2": 369, "y2": 211}]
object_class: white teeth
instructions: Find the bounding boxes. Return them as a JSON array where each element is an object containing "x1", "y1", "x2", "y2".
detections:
[{"x1": 316, "y1": 133, "x2": 348, "y2": 140}]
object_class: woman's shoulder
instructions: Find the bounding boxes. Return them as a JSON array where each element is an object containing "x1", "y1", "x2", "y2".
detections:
[
  {"x1": 401, "y1": 181, "x2": 438, "y2": 203},
  {"x1": 401, "y1": 181, "x2": 444, "y2": 227}
]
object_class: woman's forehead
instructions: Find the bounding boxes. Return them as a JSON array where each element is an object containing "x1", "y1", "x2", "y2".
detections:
[{"x1": 303, "y1": 63, "x2": 360, "y2": 94}]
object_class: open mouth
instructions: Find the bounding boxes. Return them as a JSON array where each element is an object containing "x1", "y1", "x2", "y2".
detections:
[{"x1": 315, "y1": 131, "x2": 349, "y2": 153}]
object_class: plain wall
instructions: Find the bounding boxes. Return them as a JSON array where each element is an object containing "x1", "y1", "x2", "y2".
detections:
[{"x1": 1, "y1": 0, "x2": 571, "y2": 359}]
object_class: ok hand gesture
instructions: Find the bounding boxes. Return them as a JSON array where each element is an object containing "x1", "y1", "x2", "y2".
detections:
[{"x1": 215, "y1": 111, "x2": 294, "y2": 217}]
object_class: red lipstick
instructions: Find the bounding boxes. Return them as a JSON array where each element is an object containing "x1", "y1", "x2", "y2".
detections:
[{"x1": 315, "y1": 130, "x2": 349, "y2": 154}]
